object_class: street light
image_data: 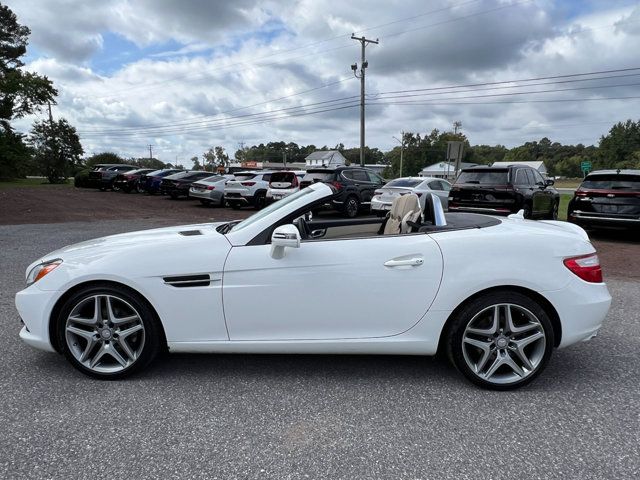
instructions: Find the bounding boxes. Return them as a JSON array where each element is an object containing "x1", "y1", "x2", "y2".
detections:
[{"x1": 392, "y1": 131, "x2": 404, "y2": 177}]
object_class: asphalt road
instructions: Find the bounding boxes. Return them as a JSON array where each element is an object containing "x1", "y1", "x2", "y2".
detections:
[{"x1": 1, "y1": 220, "x2": 638, "y2": 479}]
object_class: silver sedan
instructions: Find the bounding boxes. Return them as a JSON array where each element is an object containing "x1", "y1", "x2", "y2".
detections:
[
  {"x1": 371, "y1": 176, "x2": 452, "y2": 215},
  {"x1": 189, "y1": 175, "x2": 232, "y2": 206}
]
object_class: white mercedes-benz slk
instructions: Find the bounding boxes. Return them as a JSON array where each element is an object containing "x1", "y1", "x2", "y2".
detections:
[{"x1": 15, "y1": 183, "x2": 611, "y2": 389}]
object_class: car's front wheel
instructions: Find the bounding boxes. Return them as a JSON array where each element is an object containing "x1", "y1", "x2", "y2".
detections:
[
  {"x1": 56, "y1": 284, "x2": 163, "y2": 379},
  {"x1": 446, "y1": 291, "x2": 554, "y2": 390},
  {"x1": 344, "y1": 196, "x2": 360, "y2": 218}
]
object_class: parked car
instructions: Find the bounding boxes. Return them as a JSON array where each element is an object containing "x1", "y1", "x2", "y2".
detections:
[
  {"x1": 140, "y1": 169, "x2": 185, "y2": 194},
  {"x1": 16, "y1": 182, "x2": 611, "y2": 389},
  {"x1": 112, "y1": 168, "x2": 156, "y2": 193},
  {"x1": 225, "y1": 171, "x2": 276, "y2": 209},
  {"x1": 567, "y1": 169, "x2": 640, "y2": 230},
  {"x1": 87, "y1": 164, "x2": 138, "y2": 191},
  {"x1": 371, "y1": 177, "x2": 452, "y2": 216},
  {"x1": 189, "y1": 174, "x2": 232, "y2": 206},
  {"x1": 160, "y1": 171, "x2": 213, "y2": 199},
  {"x1": 299, "y1": 166, "x2": 385, "y2": 217},
  {"x1": 266, "y1": 170, "x2": 306, "y2": 203},
  {"x1": 448, "y1": 165, "x2": 559, "y2": 219}
]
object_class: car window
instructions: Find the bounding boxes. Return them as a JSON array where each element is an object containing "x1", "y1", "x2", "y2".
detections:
[
  {"x1": 262, "y1": 174, "x2": 272, "y2": 182},
  {"x1": 439, "y1": 180, "x2": 452, "y2": 191},
  {"x1": 351, "y1": 170, "x2": 369, "y2": 182},
  {"x1": 581, "y1": 174, "x2": 640, "y2": 190},
  {"x1": 234, "y1": 173, "x2": 257, "y2": 180},
  {"x1": 302, "y1": 171, "x2": 335, "y2": 183},
  {"x1": 456, "y1": 169, "x2": 509, "y2": 185},
  {"x1": 514, "y1": 169, "x2": 528, "y2": 185},
  {"x1": 341, "y1": 170, "x2": 354, "y2": 180},
  {"x1": 387, "y1": 178, "x2": 422, "y2": 188},
  {"x1": 427, "y1": 180, "x2": 442, "y2": 190},
  {"x1": 270, "y1": 172, "x2": 296, "y2": 183},
  {"x1": 532, "y1": 170, "x2": 546, "y2": 185},
  {"x1": 367, "y1": 172, "x2": 384, "y2": 183}
]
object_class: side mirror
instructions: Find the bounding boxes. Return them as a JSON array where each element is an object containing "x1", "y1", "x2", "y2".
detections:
[
  {"x1": 545, "y1": 179, "x2": 555, "y2": 186},
  {"x1": 270, "y1": 224, "x2": 301, "y2": 259}
]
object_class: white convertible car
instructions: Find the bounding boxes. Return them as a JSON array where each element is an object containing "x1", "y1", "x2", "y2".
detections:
[{"x1": 15, "y1": 183, "x2": 611, "y2": 389}]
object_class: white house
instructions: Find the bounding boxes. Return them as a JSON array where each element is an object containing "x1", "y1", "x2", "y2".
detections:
[
  {"x1": 305, "y1": 150, "x2": 347, "y2": 167},
  {"x1": 491, "y1": 161, "x2": 547, "y2": 176},
  {"x1": 419, "y1": 161, "x2": 478, "y2": 180}
]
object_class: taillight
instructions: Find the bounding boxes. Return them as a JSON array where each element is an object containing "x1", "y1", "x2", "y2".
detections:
[
  {"x1": 563, "y1": 253, "x2": 603, "y2": 283},
  {"x1": 206, "y1": 186, "x2": 215, "y2": 190},
  {"x1": 575, "y1": 192, "x2": 587, "y2": 197},
  {"x1": 331, "y1": 181, "x2": 343, "y2": 190},
  {"x1": 241, "y1": 181, "x2": 256, "y2": 186}
]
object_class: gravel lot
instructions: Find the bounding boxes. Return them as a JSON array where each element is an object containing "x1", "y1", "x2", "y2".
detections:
[{"x1": 0, "y1": 193, "x2": 639, "y2": 479}]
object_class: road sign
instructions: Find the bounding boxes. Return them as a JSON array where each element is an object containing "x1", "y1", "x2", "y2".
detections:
[{"x1": 580, "y1": 160, "x2": 592, "y2": 172}]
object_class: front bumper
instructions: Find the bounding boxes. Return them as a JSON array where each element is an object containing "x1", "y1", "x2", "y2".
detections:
[{"x1": 15, "y1": 285, "x2": 59, "y2": 352}]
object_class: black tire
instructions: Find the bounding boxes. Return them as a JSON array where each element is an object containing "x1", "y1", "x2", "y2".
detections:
[
  {"x1": 344, "y1": 196, "x2": 360, "y2": 218},
  {"x1": 254, "y1": 191, "x2": 266, "y2": 210},
  {"x1": 56, "y1": 283, "x2": 163, "y2": 380},
  {"x1": 523, "y1": 204, "x2": 532, "y2": 219},
  {"x1": 549, "y1": 201, "x2": 559, "y2": 220},
  {"x1": 136, "y1": 183, "x2": 145, "y2": 194},
  {"x1": 446, "y1": 290, "x2": 554, "y2": 390}
]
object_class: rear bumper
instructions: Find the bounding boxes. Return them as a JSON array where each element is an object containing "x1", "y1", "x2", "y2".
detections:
[
  {"x1": 542, "y1": 277, "x2": 611, "y2": 348},
  {"x1": 569, "y1": 211, "x2": 640, "y2": 227},
  {"x1": 189, "y1": 189, "x2": 224, "y2": 202},
  {"x1": 371, "y1": 198, "x2": 391, "y2": 211}
]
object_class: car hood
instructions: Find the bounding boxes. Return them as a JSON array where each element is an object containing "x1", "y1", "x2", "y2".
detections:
[{"x1": 29, "y1": 222, "x2": 228, "y2": 272}]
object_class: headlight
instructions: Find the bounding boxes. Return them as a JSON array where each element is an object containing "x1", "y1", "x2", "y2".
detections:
[{"x1": 26, "y1": 259, "x2": 62, "y2": 286}]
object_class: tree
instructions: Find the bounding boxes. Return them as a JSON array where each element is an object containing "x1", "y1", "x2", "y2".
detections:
[
  {"x1": 28, "y1": 118, "x2": 83, "y2": 183},
  {"x1": 598, "y1": 120, "x2": 640, "y2": 168},
  {"x1": 214, "y1": 146, "x2": 229, "y2": 167},
  {"x1": 0, "y1": 5, "x2": 57, "y2": 132},
  {"x1": 0, "y1": 128, "x2": 31, "y2": 178},
  {"x1": 190, "y1": 155, "x2": 201, "y2": 169},
  {"x1": 85, "y1": 152, "x2": 123, "y2": 168},
  {"x1": 202, "y1": 147, "x2": 216, "y2": 171}
]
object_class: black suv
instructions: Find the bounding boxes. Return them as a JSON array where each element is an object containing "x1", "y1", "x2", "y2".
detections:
[
  {"x1": 300, "y1": 166, "x2": 385, "y2": 217},
  {"x1": 449, "y1": 165, "x2": 559, "y2": 219},
  {"x1": 567, "y1": 169, "x2": 640, "y2": 230},
  {"x1": 88, "y1": 164, "x2": 137, "y2": 190},
  {"x1": 160, "y1": 171, "x2": 213, "y2": 199}
]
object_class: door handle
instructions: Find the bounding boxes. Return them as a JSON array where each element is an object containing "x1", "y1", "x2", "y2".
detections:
[{"x1": 384, "y1": 258, "x2": 424, "y2": 267}]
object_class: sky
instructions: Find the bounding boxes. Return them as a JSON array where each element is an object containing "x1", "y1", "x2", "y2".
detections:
[{"x1": 7, "y1": 0, "x2": 640, "y2": 165}]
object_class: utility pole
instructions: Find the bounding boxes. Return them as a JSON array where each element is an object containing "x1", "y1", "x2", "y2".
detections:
[
  {"x1": 282, "y1": 150, "x2": 287, "y2": 169},
  {"x1": 47, "y1": 101, "x2": 54, "y2": 124},
  {"x1": 148, "y1": 144, "x2": 153, "y2": 160},
  {"x1": 351, "y1": 34, "x2": 379, "y2": 167},
  {"x1": 392, "y1": 131, "x2": 404, "y2": 177},
  {"x1": 453, "y1": 120, "x2": 462, "y2": 135}
]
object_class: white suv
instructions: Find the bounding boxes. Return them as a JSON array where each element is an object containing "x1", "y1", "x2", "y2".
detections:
[
  {"x1": 224, "y1": 171, "x2": 276, "y2": 209},
  {"x1": 266, "y1": 170, "x2": 306, "y2": 203}
]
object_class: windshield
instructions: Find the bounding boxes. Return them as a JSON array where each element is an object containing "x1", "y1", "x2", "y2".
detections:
[
  {"x1": 386, "y1": 178, "x2": 422, "y2": 188},
  {"x1": 581, "y1": 174, "x2": 640, "y2": 190},
  {"x1": 456, "y1": 169, "x2": 509, "y2": 185},
  {"x1": 202, "y1": 175, "x2": 225, "y2": 182},
  {"x1": 165, "y1": 171, "x2": 191, "y2": 180},
  {"x1": 303, "y1": 171, "x2": 334, "y2": 183},
  {"x1": 230, "y1": 187, "x2": 316, "y2": 232},
  {"x1": 234, "y1": 173, "x2": 257, "y2": 180}
]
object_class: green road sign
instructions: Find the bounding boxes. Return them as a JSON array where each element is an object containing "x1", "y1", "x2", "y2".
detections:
[{"x1": 580, "y1": 160, "x2": 592, "y2": 172}]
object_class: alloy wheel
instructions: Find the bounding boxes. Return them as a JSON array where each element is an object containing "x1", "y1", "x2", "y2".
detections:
[
  {"x1": 461, "y1": 303, "x2": 546, "y2": 385},
  {"x1": 65, "y1": 294, "x2": 146, "y2": 374}
]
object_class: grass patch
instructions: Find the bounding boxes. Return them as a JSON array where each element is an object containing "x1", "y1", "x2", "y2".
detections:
[
  {"x1": 553, "y1": 178, "x2": 583, "y2": 189},
  {"x1": 0, "y1": 178, "x2": 72, "y2": 189},
  {"x1": 558, "y1": 193, "x2": 573, "y2": 221}
]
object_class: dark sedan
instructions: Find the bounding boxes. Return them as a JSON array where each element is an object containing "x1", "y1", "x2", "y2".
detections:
[
  {"x1": 448, "y1": 165, "x2": 559, "y2": 219},
  {"x1": 140, "y1": 169, "x2": 184, "y2": 194},
  {"x1": 87, "y1": 164, "x2": 138, "y2": 190},
  {"x1": 568, "y1": 169, "x2": 640, "y2": 230},
  {"x1": 112, "y1": 168, "x2": 156, "y2": 193},
  {"x1": 160, "y1": 171, "x2": 213, "y2": 199}
]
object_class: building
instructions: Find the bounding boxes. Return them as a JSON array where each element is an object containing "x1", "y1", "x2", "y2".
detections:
[
  {"x1": 305, "y1": 150, "x2": 347, "y2": 168},
  {"x1": 491, "y1": 161, "x2": 547, "y2": 176},
  {"x1": 419, "y1": 161, "x2": 479, "y2": 180}
]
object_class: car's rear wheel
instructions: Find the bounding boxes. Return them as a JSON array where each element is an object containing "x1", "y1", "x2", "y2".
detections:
[
  {"x1": 136, "y1": 183, "x2": 145, "y2": 194},
  {"x1": 57, "y1": 285, "x2": 162, "y2": 379},
  {"x1": 254, "y1": 192, "x2": 266, "y2": 210},
  {"x1": 446, "y1": 291, "x2": 554, "y2": 390},
  {"x1": 344, "y1": 196, "x2": 360, "y2": 218},
  {"x1": 550, "y1": 201, "x2": 559, "y2": 220}
]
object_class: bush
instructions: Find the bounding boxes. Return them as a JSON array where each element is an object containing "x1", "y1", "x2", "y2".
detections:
[{"x1": 74, "y1": 169, "x2": 90, "y2": 187}]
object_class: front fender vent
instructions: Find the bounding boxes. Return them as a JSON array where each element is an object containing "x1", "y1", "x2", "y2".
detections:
[
  {"x1": 179, "y1": 230, "x2": 202, "y2": 236},
  {"x1": 163, "y1": 274, "x2": 211, "y2": 287}
]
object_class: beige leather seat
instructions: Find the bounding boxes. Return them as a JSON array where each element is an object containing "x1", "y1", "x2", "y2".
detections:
[{"x1": 383, "y1": 194, "x2": 422, "y2": 235}]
